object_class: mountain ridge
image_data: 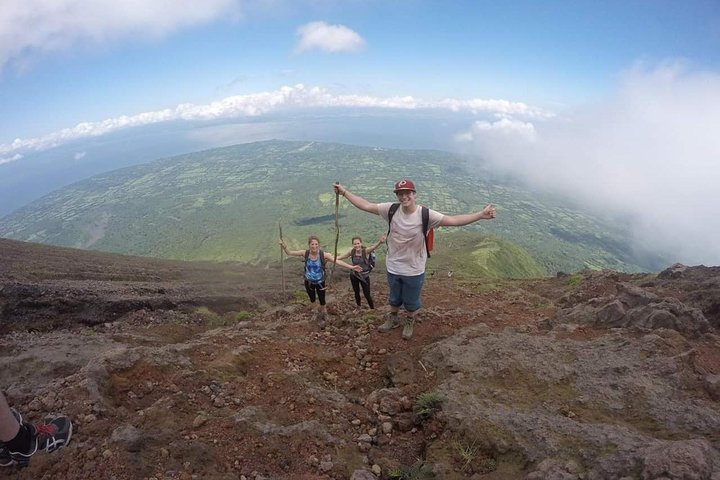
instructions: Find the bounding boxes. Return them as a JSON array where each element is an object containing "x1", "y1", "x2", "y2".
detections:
[{"x1": 0, "y1": 139, "x2": 666, "y2": 275}]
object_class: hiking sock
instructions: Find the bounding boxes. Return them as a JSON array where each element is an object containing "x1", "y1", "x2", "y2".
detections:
[{"x1": 4, "y1": 424, "x2": 32, "y2": 455}]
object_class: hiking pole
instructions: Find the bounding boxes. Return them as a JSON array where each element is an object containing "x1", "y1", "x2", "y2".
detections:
[
  {"x1": 486, "y1": 156, "x2": 493, "y2": 206},
  {"x1": 279, "y1": 222, "x2": 286, "y2": 294},
  {"x1": 331, "y1": 185, "x2": 340, "y2": 280}
]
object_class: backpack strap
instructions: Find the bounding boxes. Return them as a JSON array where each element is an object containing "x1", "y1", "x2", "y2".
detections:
[
  {"x1": 386, "y1": 203, "x2": 400, "y2": 239},
  {"x1": 421, "y1": 206, "x2": 431, "y2": 258},
  {"x1": 304, "y1": 249, "x2": 327, "y2": 280}
]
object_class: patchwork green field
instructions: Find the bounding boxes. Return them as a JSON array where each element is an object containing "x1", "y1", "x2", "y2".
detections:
[{"x1": 0, "y1": 140, "x2": 665, "y2": 276}]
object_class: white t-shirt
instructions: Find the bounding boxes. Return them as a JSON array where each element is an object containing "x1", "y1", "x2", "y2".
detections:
[{"x1": 378, "y1": 202, "x2": 444, "y2": 276}]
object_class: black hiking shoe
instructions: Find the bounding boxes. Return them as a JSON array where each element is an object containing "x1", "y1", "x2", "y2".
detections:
[
  {"x1": 6, "y1": 415, "x2": 73, "y2": 468},
  {"x1": 378, "y1": 312, "x2": 400, "y2": 333},
  {"x1": 0, "y1": 409, "x2": 23, "y2": 467}
]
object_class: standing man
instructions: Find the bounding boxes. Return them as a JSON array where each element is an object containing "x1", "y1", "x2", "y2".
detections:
[{"x1": 333, "y1": 179, "x2": 496, "y2": 340}]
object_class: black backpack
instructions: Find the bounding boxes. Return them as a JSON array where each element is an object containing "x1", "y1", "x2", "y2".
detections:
[
  {"x1": 304, "y1": 249, "x2": 327, "y2": 282},
  {"x1": 387, "y1": 203, "x2": 433, "y2": 258}
]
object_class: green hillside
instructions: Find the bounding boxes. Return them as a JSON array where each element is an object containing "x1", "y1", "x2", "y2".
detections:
[
  {"x1": 0, "y1": 140, "x2": 664, "y2": 275},
  {"x1": 425, "y1": 231, "x2": 546, "y2": 279}
]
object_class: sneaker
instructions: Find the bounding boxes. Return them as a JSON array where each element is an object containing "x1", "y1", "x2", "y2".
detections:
[
  {"x1": 401, "y1": 318, "x2": 415, "y2": 340},
  {"x1": 7, "y1": 415, "x2": 73, "y2": 468},
  {"x1": 0, "y1": 409, "x2": 23, "y2": 467},
  {"x1": 378, "y1": 312, "x2": 400, "y2": 333}
]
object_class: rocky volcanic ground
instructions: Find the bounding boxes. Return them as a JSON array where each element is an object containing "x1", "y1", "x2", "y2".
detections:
[{"x1": 1, "y1": 239, "x2": 720, "y2": 480}]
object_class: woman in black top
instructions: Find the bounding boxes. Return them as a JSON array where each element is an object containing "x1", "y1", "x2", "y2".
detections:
[{"x1": 337, "y1": 235, "x2": 385, "y2": 310}]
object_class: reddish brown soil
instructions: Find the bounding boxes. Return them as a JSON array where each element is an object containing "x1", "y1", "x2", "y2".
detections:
[{"x1": 2, "y1": 239, "x2": 719, "y2": 479}]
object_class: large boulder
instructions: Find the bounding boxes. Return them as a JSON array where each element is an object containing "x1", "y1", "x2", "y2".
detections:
[
  {"x1": 555, "y1": 283, "x2": 710, "y2": 337},
  {"x1": 641, "y1": 438, "x2": 719, "y2": 480}
]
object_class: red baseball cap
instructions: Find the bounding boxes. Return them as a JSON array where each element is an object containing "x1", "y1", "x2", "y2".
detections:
[{"x1": 393, "y1": 179, "x2": 416, "y2": 193}]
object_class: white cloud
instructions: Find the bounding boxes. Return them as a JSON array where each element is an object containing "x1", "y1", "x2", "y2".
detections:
[
  {"x1": 439, "y1": 98, "x2": 551, "y2": 119},
  {"x1": 0, "y1": 0, "x2": 242, "y2": 71},
  {"x1": 458, "y1": 118, "x2": 537, "y2": 142},
  {"x1": 0, "y1": 153, "x2": 22, "y2": 166},
  {"x1": 294, "y1": 21, "x2": 365, "y2": 54},
  {"x1": 74, "y1": 151, "x2": 87, "y2": 160},
  {"x1": 0, "y1": 84, "x2": 550, "y2": 156},
  {"x1": 457, "y1": 62, "x2": 720, "y2": 266}
]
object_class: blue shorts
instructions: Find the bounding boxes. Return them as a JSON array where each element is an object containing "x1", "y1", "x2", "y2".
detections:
[{"x1": 386, "y1": 272, "x2": 425, "y2": 312}]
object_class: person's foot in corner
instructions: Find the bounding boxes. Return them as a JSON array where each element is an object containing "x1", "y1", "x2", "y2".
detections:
[{"x1": 2, "y1": 414, "x2": 73, "y2": 468}]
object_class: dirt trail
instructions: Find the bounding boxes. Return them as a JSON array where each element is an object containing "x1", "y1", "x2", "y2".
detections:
[{"x1": 2, "y1": 239, "x2": 719, "y2": 479}]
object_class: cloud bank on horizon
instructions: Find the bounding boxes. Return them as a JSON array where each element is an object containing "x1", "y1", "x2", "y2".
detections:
[
  {"x1": 457, "y1": 62, "x2": 720, "y2": 266},
  {"x1": 0, "y1": 85, "x2": 551, "y2": 159}
]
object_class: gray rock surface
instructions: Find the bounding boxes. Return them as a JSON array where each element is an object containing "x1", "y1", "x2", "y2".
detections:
[{"x1": 422, "y1": 326, "x2": 720, "y2": 478}]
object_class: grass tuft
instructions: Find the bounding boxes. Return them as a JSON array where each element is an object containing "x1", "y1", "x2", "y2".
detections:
[
  {"x1": 387, "y1": 461, "x2": 434, "y2": 480},
  {"x1": 415, "y1": 390, "x2": 443, "y2": 417}
]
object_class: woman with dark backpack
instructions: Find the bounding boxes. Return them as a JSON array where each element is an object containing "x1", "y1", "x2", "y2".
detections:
[
  {"x1": 279, "y1": 235, "x2": 362, "y2": 327},
  {"x1": 337, "y1": 234, "x2": 386, "y2": 310}
]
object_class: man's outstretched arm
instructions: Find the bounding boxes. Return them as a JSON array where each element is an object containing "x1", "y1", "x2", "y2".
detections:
[
  {"x1": 333, "y1": 183, "x2": 380, "y2": 215},
  {"x1": 440, "y1": 204, "x2": 496, "y2": 227}
]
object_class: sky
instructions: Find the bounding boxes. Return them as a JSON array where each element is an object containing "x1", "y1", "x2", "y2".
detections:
[{"x1": 1, "y1": 0, "x2": 720, "y2": 265}]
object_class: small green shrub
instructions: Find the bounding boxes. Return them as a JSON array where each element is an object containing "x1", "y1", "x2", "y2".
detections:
[
  {"x1": 601, "y1": 442, "x2": 618, "y2": 455},
  {"x1": 195, "y1": 306, "x2": 225, "y2": 326},
  {"x1": 388, "y1": 461, "x2": 434, "y2": 480},
  {"x1": 415, "y1": 390, "x2": 443, "y2": 417},
  {"x1": 235, "y1": 310, "x2": 252, "y2": 321},
  {"x1": 171, "y1": 311, "x2": 185, "y2": 325},
  {"x1": 566, "y1": 273, "x2": 583, "y2": 286},
  {"x1": 293, "y1": 290, "x2": 309, "y2": 304}
]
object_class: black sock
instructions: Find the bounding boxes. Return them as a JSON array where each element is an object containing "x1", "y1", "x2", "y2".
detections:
[{"x1": 5, "y1": 423, "x2": 33, "y2": 454}]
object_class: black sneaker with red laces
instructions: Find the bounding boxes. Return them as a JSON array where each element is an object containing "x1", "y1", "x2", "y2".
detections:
[{"x1": 5, "y1": 415, "x2": 73, "y2": 468}]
